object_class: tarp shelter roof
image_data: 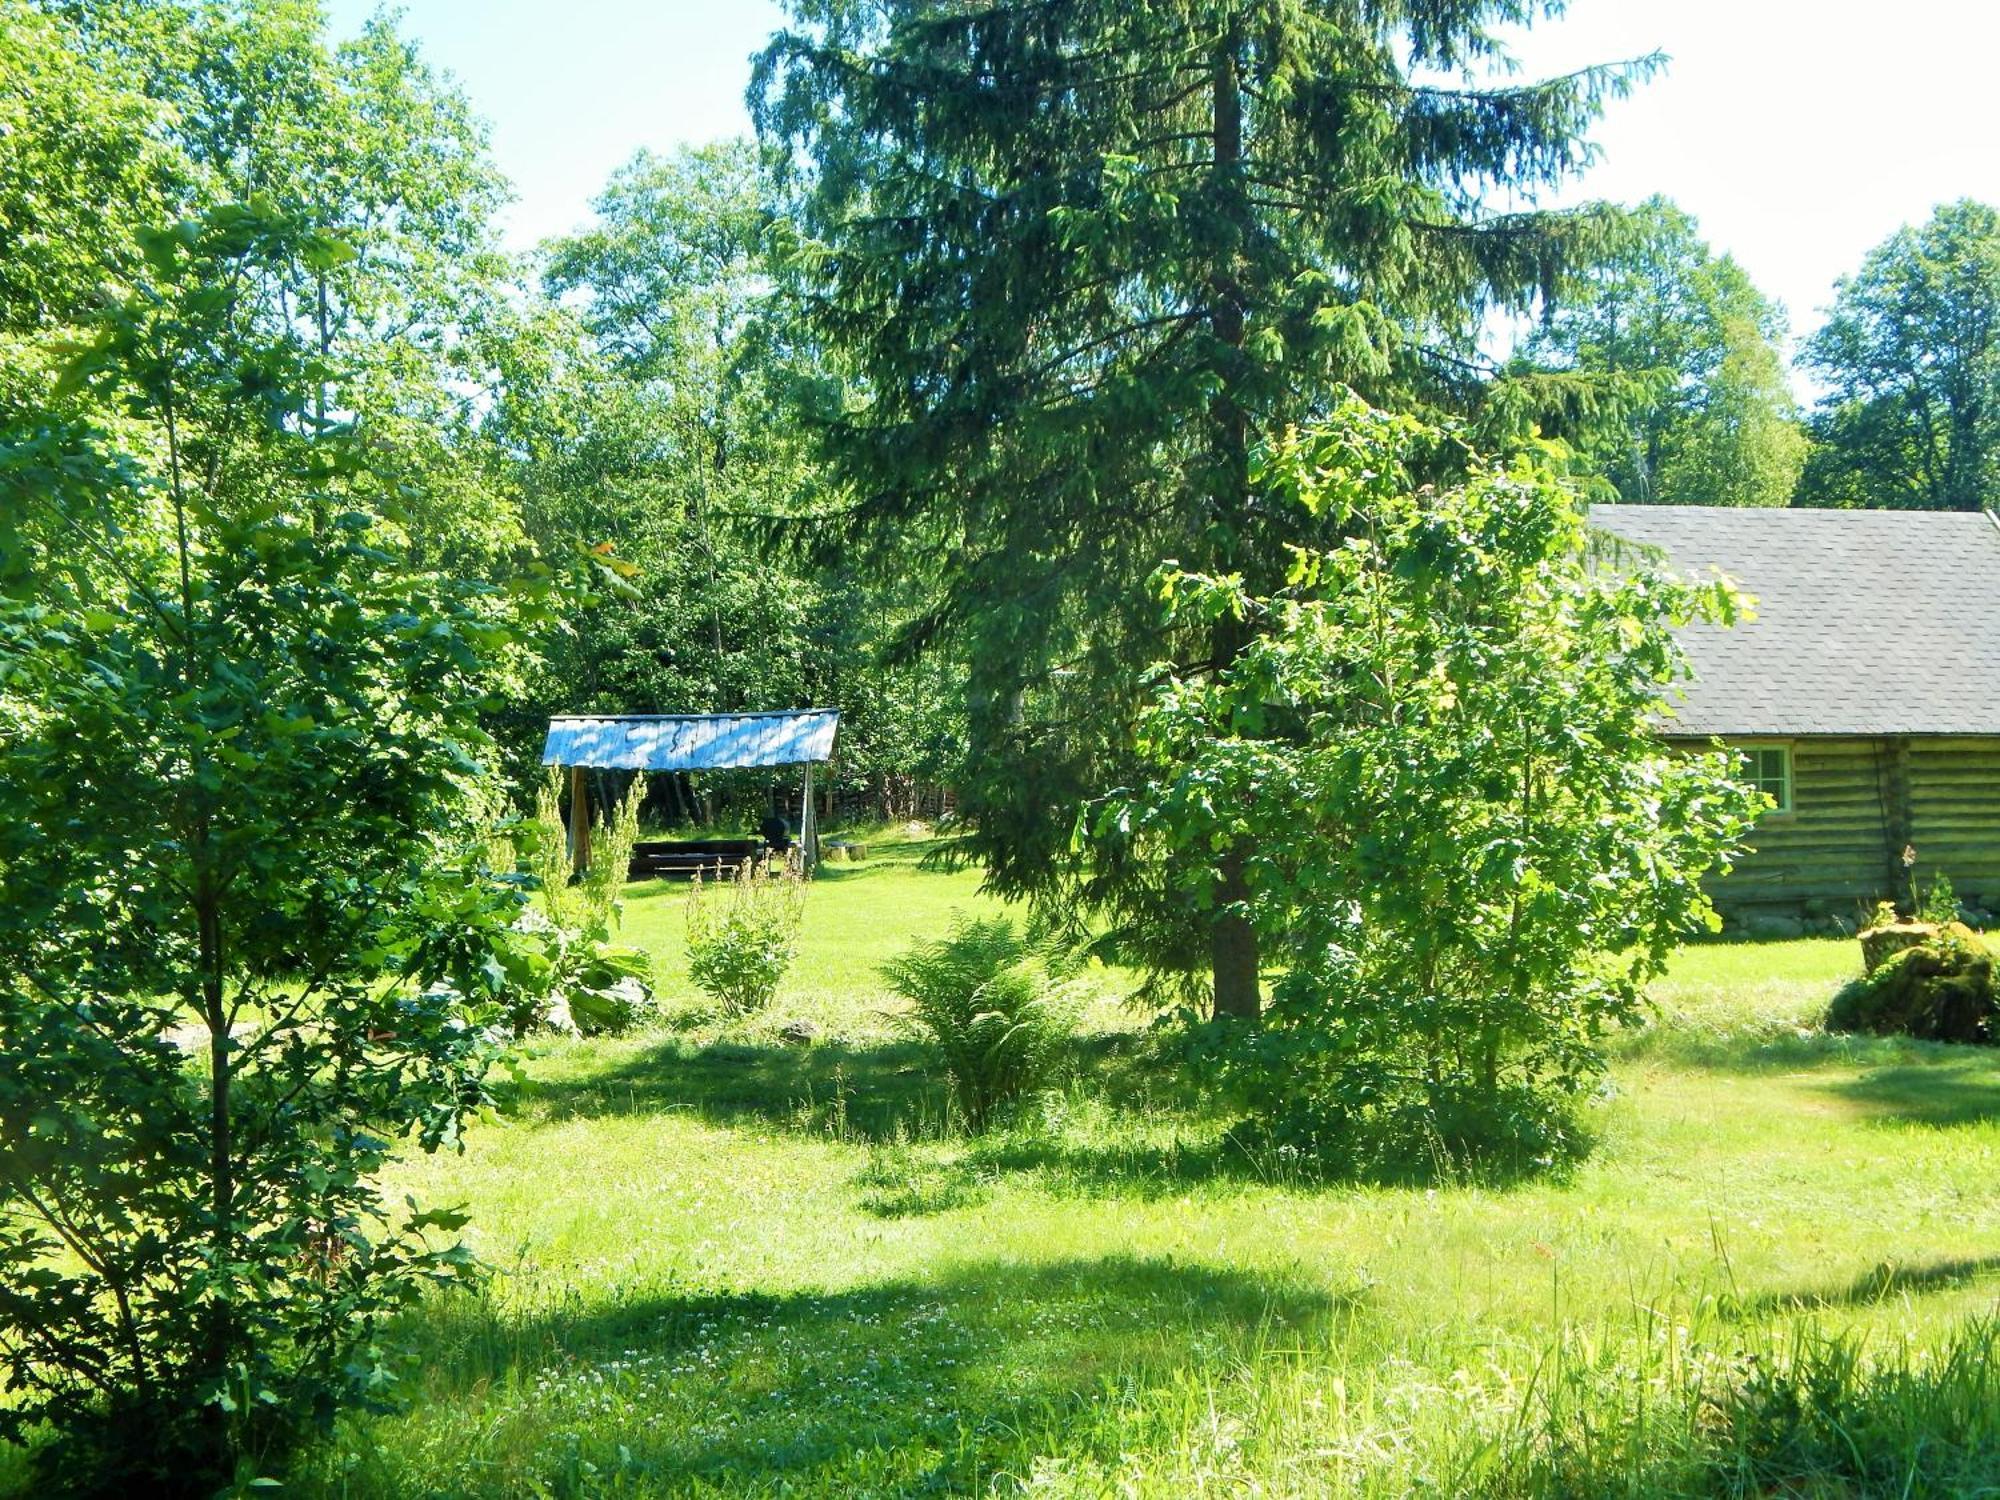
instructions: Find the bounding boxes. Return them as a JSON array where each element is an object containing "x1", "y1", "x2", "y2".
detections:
[{"x1": 542, "y1": 710, "x2": 839, "y2": 771}]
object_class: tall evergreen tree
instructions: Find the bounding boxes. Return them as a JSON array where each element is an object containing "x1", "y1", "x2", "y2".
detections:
[
  {"x1": 756, "y1": 0, "x2": 1651, "y2": 1017},
  {"x1": 1799, "y1": 200, "x2": 2000, "y2": 511},
  {"x1": 1518, "y1": 197, "x2": 1804, "y2": 506}
]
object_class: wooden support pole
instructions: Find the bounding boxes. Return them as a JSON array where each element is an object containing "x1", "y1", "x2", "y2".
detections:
[
  {"x1": 569, "y1": 763, "x2": 591, "y2": 875},
  {"x1": 801, "y1": 762, "x2": 816, "y2": 872}
]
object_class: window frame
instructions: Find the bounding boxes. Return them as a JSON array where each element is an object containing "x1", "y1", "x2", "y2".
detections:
[{"x1": 1736, "y1": 740, "x2": 1795, "y2": 817}]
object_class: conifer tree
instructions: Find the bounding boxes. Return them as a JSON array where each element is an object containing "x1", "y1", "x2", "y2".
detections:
[{"x1": 756, "y1": 1, "x2": 1651, "y2": 1018}]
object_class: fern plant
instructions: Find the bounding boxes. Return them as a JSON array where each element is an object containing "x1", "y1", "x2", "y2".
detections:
[{"x1": 880, "y1": 917, "x2": 1081, "y2": 1132}]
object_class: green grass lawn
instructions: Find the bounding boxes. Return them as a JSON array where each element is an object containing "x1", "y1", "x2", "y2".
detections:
[{"x1": 271, "y1": 840, "x2": 1998, "y2": 1495}]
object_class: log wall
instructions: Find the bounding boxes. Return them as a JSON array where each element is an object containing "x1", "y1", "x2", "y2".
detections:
[
  {"x1": 1907, "y1": 736, "x2": 2000, "y2": 906},
  {"x1": 1666, "y1": 735, "x2": 2000, "y2": 929}
]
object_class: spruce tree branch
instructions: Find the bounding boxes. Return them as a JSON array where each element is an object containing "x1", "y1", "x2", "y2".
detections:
[
  {"x1": 1028, "y1": 310, "x2": 1202, "y2": 381},
  {"x1": 1418, "y1": 344, "x2": 1505, "y2": 381},
  {"x1": 1030, "y1": 315, "x2": 1205, "y2": 408},
  {"x1": 1326, "y1": 56, "x2": 1662, "y2": 104}
]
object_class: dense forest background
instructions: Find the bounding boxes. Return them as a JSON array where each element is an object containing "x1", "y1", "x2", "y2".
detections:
[{"x1": 7, "y1": 0, "x2": 1998, "y2": 831}]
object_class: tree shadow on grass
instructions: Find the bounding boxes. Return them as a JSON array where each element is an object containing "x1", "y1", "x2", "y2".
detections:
[
  {"x1": 533, "y1": 1031, "x2": 1583, "y2": 1201},
  {"x1": 1812, "y1": 1059, "x2": 2000, "y2": 1129},
  {"x1": 376, "y1": 1255, "x2": 1356, "y2": 1497},
  {"x1": 529, "y1": 1028, "x2": 1308, "y2": 1204},
  {"x1": 1618, "y1": 1020, "x2": 2000, "y2": 1099},
  {"x1": 846, "y1": 1127, "x2": 1275, "y2": 1217},
  {"x1": 532, "y1": 1033, "x2": 949, "y2": 1140},
  {"x1": 530, "y1": 1028, "x2": 1202, "y2": 1149},
  {"x1": 1737, "y1": 1253, "x2": 2000, "y2": 1317}
]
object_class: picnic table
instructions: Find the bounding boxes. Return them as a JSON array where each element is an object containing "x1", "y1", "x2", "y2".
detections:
[{"x1": 627, "y1": 838, "x2": 767, "y2": 879}]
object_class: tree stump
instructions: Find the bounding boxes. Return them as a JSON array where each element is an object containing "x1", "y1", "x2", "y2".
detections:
[
  {"x1": 1861, "y1": 920, "x2": 1938, "y2": 974},
  {"x1": 1832, "y1": 921, "x2": 1996, "y2": 1043}
]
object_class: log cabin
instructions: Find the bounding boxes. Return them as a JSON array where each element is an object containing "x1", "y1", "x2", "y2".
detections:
[{"x1": 1589, "y1": 504, "x2": 2000, "y2": 936}]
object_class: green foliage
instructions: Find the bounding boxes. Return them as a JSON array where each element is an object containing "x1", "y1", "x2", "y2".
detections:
[
  {"x1": 504, "y1": 772, "x2": 656, "y2": 1036},
  {"x1": 537, "y1": 932, "x2": 657, "y2": 1038},
  {"x1": 0, "y1": 0, "x2": 169, "y2": 349},
  {"x1": 879, "y1": 917, "x2": 1082, "y2": 1133},
  {"x1": 1097, "y1": 397, "x2": 1762, "y2": 1173},
  {"x1": 1516, "y1": 198, "x2": 1806, "y2": 507},
  {"x1": 1920, "y1": 870, "x2": 1962, "y2": 928},
  {"x1": 526, "y1": 770, "x2": 645, "y2": 940},
  {"x1": 497, "y1": 141, "x2": 963, "y2": 808},
  {"x1": 1485, "y1": 1315, "x2": 2000, "y2": 1496},
  {"x1": 0, "y1": 0, "x2": 530, "y2": 676},
  {"x1": 0, "y1": 197, "x2": 549, "y2": 1491},
  {"x1": 1800, "y1": 200, "x2": 2000, "y2": 511},
  {"x1": 756, "y1": 0, "x2": 1652, "y2": 1015},
  {"x1": 686, "y1": 859, "x2": 808, "y2": 1015}
]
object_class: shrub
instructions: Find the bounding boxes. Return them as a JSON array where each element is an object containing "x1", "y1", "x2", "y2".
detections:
[
  {"x1": 686, "y1": 859, "x2": 807, "y2": 1015},
  {"x1": 504, "y1": 906, "x2": 657, "y2": 1036},
  {"x1": 0, "y1": 205, "x2": 547, "y2": 1492},
  {"x1": 880, "y1": 917, "x2": 1082, "y2": 1132}
]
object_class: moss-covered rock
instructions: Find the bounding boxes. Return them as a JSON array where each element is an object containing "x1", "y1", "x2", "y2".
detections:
[{"x1": 1828, "y1": 923, "x2": 1996, "y2": 1043}]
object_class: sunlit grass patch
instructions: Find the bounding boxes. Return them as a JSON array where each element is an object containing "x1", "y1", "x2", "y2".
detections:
[{"x1": 191, "y1": 845, "x2": 2000, "y2": 1495}]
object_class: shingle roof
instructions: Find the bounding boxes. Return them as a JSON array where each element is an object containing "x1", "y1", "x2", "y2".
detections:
[
  {"x1": 542, "y1": 710, "x2": 839, "y2": 770},
  {"x1": 1587, "y1": 505, "x2": 2000, "y2": 737}
]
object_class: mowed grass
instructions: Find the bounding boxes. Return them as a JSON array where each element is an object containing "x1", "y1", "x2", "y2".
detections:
[{"x1": 273, "y1": 840, "x2": 1999, "y2": 1495}]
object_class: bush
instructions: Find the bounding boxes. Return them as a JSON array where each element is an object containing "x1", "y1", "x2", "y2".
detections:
[
  {"x1": 685, "y1": 859, "x2": 807, "y2": 1015},
  {"x1": 880, "y1": 917, "x2": 1082, "y2": 1132},
  {"x1": 0, "y1": 204, "x2": 544, "y2": 1492}
]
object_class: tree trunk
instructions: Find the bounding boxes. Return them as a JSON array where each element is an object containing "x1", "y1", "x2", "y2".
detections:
[
  {"x1": 197, "y1": 864, "x2": 235, "y2": 1466},
  {"x1": 1207, "y1": 24, "x2": 1261, "y2": 1023},
  {"x1": 1210, "y1": 840, "x2": 1261, "y2": 1020}
]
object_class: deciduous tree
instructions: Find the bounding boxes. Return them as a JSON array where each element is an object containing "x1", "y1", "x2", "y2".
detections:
[
  {"x1": 0, "y1": 204, "x2": 546, "y2": 1496},
  {"x1": 1518, "y1": 197, "x2": 1805, "y2": 507},
  {"x1": 1102, "y1": 397, "x2": 1759, "y2": 1170},
  {"x1": 1799, "y1": 200, "x2": 2000, "y2": 511}
]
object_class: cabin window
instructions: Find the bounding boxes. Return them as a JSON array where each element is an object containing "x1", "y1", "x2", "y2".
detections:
[{"x1": 1741, "y1": 745, "x2": 1793, "y2": 814}]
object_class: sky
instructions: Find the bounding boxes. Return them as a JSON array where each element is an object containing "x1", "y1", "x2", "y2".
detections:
[{"x1": 325, "y1": 0, "x2": 2000, "y2": 353}]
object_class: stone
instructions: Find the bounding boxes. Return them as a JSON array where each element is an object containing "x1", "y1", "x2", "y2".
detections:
[
  {"x1": 777, "y1": 1018, "x2": 820, "y2": 1044},
  {"x1": 1743, "y1": 913, "x2": 1806, "y2": 941}
]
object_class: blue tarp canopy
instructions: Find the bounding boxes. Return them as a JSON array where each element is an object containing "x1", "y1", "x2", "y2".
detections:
[{"x1": 541, "y1": 710, "x2": 839, "y2": 772}]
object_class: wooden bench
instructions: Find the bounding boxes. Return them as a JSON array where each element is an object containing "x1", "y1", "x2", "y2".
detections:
[{"x1": 628, "y1": 838, "x2": 767, "y2": 880}]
